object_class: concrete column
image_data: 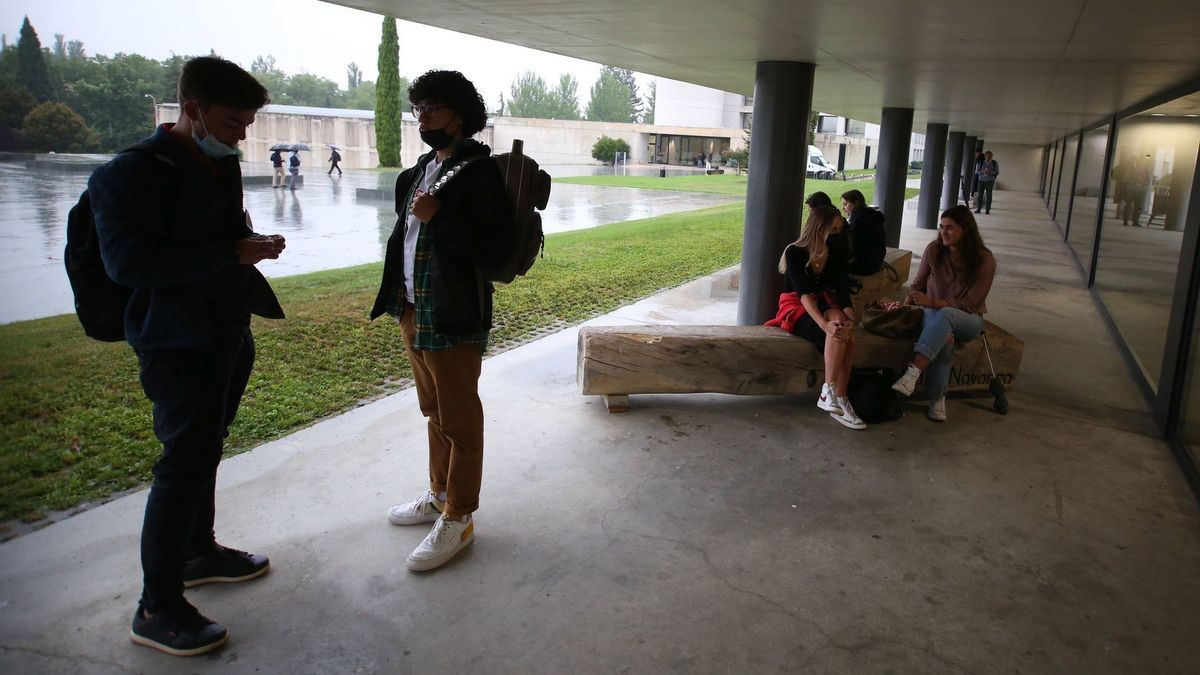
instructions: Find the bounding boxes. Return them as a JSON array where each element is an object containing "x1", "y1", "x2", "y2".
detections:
[
  {"x1": 737, "y1": 61, "x2": 815, "y2": 326},
  {"x1": 960, "y1": 134, "x2": 977, "y2": 203},
  {"x1": 917, "y1": 123, "x2": 949, "y2": 229},
  {"x1": 873, "y1": 107, "x2": 914, "y2": 248},
  {"x1": 942, "y1": 131, "x2": 965, "y2": 211}
]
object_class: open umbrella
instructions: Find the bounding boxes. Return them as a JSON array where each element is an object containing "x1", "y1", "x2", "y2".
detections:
[
  {"x1": 328, "y1": 143, "x2": 343, "y2": 150},
  {"x1": 268, "y1": 143, "x2": 292, "y2": 151},
  {"x1": 290, "y1": 143, "x2": 312, "y2": 152}
]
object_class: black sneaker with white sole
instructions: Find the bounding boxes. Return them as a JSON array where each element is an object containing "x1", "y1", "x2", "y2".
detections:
[
  {"x1": 129, "y1": 600, "x2": 228, "y2": 656},
  {"x1": 182, "y1": 545, "x2": 270, "y2": 588}
]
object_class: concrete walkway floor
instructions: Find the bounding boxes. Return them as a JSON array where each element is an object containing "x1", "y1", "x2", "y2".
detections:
[{"x1": 2, "y1": 191, "x2": 1199, "y2": 674}]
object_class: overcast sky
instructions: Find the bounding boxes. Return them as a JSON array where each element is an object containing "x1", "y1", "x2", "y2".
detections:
[{"x1": 1, "y1": 0, "x2": 652, "y2": 108}]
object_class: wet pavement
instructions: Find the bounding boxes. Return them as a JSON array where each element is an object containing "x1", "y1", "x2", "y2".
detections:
[{"x1": 0, "y1": 160, "x2": 737, "y2": 324}]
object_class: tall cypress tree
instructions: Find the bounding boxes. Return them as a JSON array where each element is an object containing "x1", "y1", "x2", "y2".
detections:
[
  {"x1": 16, "y1": 17, "x2": 53, "y2": 102},
  {"x1": 375, "y1": 16, "x2": 402, "y2": 167}
]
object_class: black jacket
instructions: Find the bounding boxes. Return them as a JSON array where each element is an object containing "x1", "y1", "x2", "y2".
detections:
[
  {"x1": 847, "y1": 206, "x2": 886, "y2": 276},
  {"x1": 783, "y1": 233, "x2": 853, "y2": 309},
  {"x1": 90, "y1": 124, "x2": 283, "y2": 350},
  {"x1": 370, "y1": 140, "x2": 513, "y2": 334}
]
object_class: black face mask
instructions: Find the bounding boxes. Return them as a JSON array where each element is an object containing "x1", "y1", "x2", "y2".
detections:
[{"x1": 420, "y1": 127, "x2": 454, "y2": 151}]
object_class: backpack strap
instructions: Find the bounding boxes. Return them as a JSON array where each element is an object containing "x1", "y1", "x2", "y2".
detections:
[
  {"x1": 119, "y1": 142, "x2": 179, "y2": 222},
  {"x1": 425, "y1": 156, "x2": 486, "y2": 198}
]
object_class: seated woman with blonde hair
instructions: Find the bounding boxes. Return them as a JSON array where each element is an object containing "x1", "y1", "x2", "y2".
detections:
[{"x1": 768, "y1": 205, "x2": 865, "y2": 429}]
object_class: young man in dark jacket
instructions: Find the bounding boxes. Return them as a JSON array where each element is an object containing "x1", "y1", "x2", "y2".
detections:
[
  {"x1": 371, "y1": 70, "x2": 513, "y2": 572},
  {"x1": 90, "y1": 56, "x2": 286, "y2": 657},
  {"x1": 840, "y1": 189, "x2": 887, "y2": 275}
]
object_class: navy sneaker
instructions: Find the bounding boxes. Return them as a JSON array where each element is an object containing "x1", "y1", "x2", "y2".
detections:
[
  {"x1": 182, "y1": 545, "x2": 270, "y2": 588},
  {"x1": 130, "y1": 601, "x2": 227, "y2": 656}
]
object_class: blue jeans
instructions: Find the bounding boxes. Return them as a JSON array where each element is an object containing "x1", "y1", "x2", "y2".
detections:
[
  {"x1": 135, "y1": 328, "x2": 254, "y2": 612},
  {"x1": 914, "y1": 308, "x2": 984, "y2": 401}
]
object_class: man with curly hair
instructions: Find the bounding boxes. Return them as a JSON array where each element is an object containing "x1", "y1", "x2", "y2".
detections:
[{"x1": 371, "y1": 70, "x2": 514, "y2": 571}]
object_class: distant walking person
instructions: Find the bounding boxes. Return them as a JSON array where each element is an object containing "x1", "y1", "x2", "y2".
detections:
[
  {"x1": 89, "y1": 56, "x2": 286, "y2": 657},
  {"x1": 328, "y1": 147, "x2": 342, "y2": 175},
  {"x1": 964, "y1": 148, "x2": 983, "y2": 204},
  {"x1": 975, "y1": 151, "x2": 999, "y2": 214},
  {"x1": 371, "y1": 70, "x2": 515, "y2": 572},
  {"x1": 270, "y1": 149, "x2": 284, "y2": 188},
  {"x1": 288, "y1": 150, "x2": 301, "y2": 190}
]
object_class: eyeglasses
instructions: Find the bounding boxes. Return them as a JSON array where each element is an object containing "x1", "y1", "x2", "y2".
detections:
[{"x1": 410, "y1": 104, "x2": 447, "y2": 117}]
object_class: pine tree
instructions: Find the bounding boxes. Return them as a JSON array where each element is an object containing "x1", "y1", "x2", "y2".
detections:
[
  {"x1": 507, "y1": 71, "x2": 551, "y2": 118},
  {"x1": 375, "y1": 16, "x2": 402, "y2": 167},
  {"x1": 585, "y1": 67, "x2": 635, "y2": 123},
  {"x1": 549, "y1": 74, "x2": 581, "y2": 120},
  {"x1": 16, "y1": 17, "x2": 53, "y2": 102}
]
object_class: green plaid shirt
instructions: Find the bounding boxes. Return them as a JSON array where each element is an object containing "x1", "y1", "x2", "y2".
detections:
[{"x1": 389, "y1": 154, "x2": 489, "y2": 353}]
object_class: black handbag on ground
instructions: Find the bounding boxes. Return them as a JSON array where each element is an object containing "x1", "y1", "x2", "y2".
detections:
[{"x1": 848, "y1": 367, "x2": 904, "y2": 423}]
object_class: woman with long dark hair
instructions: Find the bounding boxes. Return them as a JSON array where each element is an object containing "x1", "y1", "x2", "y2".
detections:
[
  {"x1": 770, "y1": 205, "x2": 866, "y2": 429},
  {"x1": 891, "y1": 205, "x2": 997, "y2": 421}
]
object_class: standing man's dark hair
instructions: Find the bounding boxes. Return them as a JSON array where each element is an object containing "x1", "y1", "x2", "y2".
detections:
[
  {"x1": 372, "y1": 69, "x2": 514, "y2": 572},
  {"x1": 89, "y1": 55, "x2": 286, "y2": 657}
]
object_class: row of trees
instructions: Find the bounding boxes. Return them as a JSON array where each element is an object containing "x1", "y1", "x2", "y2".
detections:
[
  {"x1": 500, "y1": 66, "x2": 656, "y2": 124},
  {"x1": 0, "y1": 16, "x2": 403, "y2": 153}
]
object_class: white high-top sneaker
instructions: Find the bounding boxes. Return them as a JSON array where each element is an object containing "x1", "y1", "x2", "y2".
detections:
[
  {"x1": 817, "y1": 382, "x2": 842, "y2": 413},
  {"x1": 892, "y1": 363, "x2": 921, "y2": 397}
]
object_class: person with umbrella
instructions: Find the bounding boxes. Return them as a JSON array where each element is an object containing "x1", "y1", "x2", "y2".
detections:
[
  {"x1": 269, "y1": 147, "x2": 284, "y2": 188},
  {"x1": 287, "y1": 149, "x2": 301, "y2": 190},
  {"x1": 328, "y1": 144, "x2": 343, "y2": 175}
]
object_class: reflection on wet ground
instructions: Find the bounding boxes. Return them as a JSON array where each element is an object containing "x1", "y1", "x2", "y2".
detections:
[{"x1": 0, "y1": 161, "x2": 738, "y2": 324}]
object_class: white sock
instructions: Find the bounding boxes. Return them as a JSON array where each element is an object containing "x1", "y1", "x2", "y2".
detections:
[{"x1": 437, "y1": 491, "x2": 447, "y2": 503}]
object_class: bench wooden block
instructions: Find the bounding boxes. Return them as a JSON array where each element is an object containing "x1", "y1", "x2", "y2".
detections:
[{"x1": 578, "y1": 322, "x2": 1023, "y2": 412}]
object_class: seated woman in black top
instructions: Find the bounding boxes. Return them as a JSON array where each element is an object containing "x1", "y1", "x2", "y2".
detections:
[
  {"x1": 840, "y1": 189, "x2": 886, "y2": 275},
  {"x1": 778, "y1": 205, "x2": 866, "y2": 430}
]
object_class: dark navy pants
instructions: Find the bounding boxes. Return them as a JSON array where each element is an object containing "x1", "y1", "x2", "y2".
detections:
[{"x1": 135, "y1": 328, "x2": 254, "y2": 612}]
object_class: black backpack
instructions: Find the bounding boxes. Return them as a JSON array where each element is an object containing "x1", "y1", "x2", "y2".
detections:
[
  {"x1": 64, "y1": 144, "x2": 175, "y2": 342},
  {"x1": 290, "y1": 154, "x2": 300, "y2": 168},
  {"x1": 426, "y1": 139, "x2": 551, "y2": 284},
  {"x1": 847, "y1": 367, "x2": 904, "y2": 423}
]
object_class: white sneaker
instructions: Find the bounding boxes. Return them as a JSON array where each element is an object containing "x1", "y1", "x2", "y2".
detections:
[
  {"x1": 830, "y1": 396, "x2": 867, "y2": 430},
  {"x1": 927, "y1": 397, "x2": 947, "y2": 422},
  {"x1": 387, "y1": 490, "x2": 444, "y2": 525},
  {"x1": 816, "y1": 383, "x2": 842, "y2": 413},
  {"x1": 406, "y1": 514, "x2": 474, "y2": 572},
  {"x1": 892, "y1": 363, "x2": 921, "y2": 397}
]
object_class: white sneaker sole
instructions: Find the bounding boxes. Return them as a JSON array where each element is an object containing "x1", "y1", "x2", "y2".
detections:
[
  {"x1": 406, "y1": 532, "x2": 475, "y2": 572},
  {"x1": 891, "y1": 381, "x2": 916, "y2": 397},
  {"x1": 830, "y1": 413, "x2": 866, "y2": 430},
  {"x1": 183, "y1": 563, "x2": 270, "y2": 588}
]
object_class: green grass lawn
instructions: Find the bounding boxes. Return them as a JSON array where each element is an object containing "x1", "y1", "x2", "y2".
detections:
[
  {"x1": 0, "y1": 202, "x2": 749, "y2": 526},
  {"x1": 553, "y1": 173, "x2": 919, "y2": 203}
]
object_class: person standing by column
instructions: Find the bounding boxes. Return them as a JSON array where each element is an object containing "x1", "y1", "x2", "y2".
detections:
[
  {"x1": 89, "y1": 55, "x2": 286, "y2": 656},
  {"x1": 371, "y1": 70, "x2": 514, "y2": 572},
  {"x1": 975, "y1": 151, "x2": 999, "y2": 214}
]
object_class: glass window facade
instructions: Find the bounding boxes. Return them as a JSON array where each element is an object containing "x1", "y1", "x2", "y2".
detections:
[
  {"x1": 1053, "y1": 134, "x2": 1079, "y2": 222},
  {"x1": 1094, "y1": 94, "x2": 1200, "y2": 390},
  {"x1": 1066, "y1": 125, "x2": 1111, "y2": 274}
]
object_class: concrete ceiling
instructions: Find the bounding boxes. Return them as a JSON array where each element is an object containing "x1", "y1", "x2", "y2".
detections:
[{"x1": 329, "y1": 0, "x2": 1200, "y2": 145}]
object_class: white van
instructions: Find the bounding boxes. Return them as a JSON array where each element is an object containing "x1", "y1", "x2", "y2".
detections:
[{"x1": 807, "y1": 145, "x2": 837, "y2": 179}]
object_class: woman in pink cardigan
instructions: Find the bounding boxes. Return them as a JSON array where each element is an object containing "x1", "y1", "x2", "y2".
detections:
[{"x1": 891, "y1": 205, "x2": 996, "y2": 422}]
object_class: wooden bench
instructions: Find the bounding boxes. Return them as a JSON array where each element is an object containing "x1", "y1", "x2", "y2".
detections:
[{"x1": 577, "y1": 322, "x2": 1024, "y2": 412}]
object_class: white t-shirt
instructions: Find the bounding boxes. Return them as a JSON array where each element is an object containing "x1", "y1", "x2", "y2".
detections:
[{"x1": 402, "y1": 158, "x2": 443, "y2": 304}]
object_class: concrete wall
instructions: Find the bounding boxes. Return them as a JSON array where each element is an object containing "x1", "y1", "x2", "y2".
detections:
[
  {"x1": 984, "y1": 142, "x2": 1045, "y2": 191},
  {"x1": 813, "y1": 132, "x2": 878, "y2": 170},
  {"x1": 156, "y1": 103, "x2": 744, "y2": 169},
  {"x1": 655, "y1": 77, "x2": 745, "y2": 129}
]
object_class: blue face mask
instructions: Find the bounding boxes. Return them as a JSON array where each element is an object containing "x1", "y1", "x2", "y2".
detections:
[{"x1": 191, "y1": 110, "x2": 239, "y2": 159}]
